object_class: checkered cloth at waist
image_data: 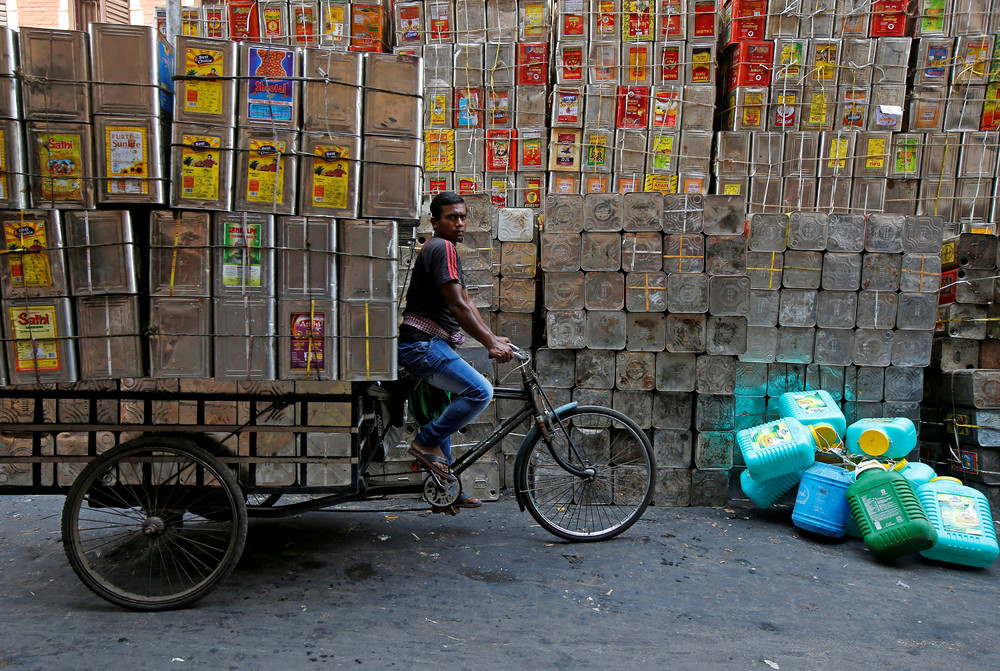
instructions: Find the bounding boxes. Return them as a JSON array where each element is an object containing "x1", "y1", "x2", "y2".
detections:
[{"x1": 401, "y1": 313, "x2": 466, "y2": 346}]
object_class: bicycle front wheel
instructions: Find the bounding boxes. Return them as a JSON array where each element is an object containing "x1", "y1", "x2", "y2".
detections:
[{"x1": 516, "y1": 405, "x2": 655, "y2": 542}]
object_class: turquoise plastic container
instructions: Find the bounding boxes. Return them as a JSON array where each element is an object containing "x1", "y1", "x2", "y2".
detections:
[
  {"x1": 792, "y1": 463, "x2": 854, "y2": 538},
  {"x1": 846, "y1": 417, "x2": 917, "y2": 460},
  {"x1": 740, "y1": 469, "x2": 804, "y2": 509},
  {"x1": 737, "y1": 417, "x2": 817, "y2": 481},
  {"x1": 917, "y1": 477, "x2": 1000, "y2": 568},
  {"x1": 776, "y1": 390, "x2": 846, "y2": 439},
  {"x1": 897, "y1": 460, "x2": 937, "y2": 487}
]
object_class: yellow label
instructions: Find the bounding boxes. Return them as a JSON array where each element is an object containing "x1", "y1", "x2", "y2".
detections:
[
  {"x1": 428, "y1": 92, "x2": 448, "y2": 127},
  {"x1": 4, "y1": 222, "x2": 52, "y2": 288},
  {"x1": 184, "y1": 48, "x2": 224, "y2": 116},
  {"x1": 723, "y1": 183, "x2": 742, "y2": 195},
  {"x1": 9, "y1": 305, "x2": 61, "y2": 372},
  {"x1": 247, "y1": 139, "x2": 285, "y2": 203},
  {"x1": 0, "y1": 128, "x2": 7, "y2": 200},
  {"x1": 742, "y1": 91, "x2": 763, "y2": 127},
  {"x1": 324, "y1": 5, "x2": 346, "y2": 39},
  {"x1": 828, "y1": 138, "x2": 850, "y2": 169},
  {"x1": 814, "y1": 44, "x2": 838, "y2": 82},
  {"x1": 587, "y1": 133, "x2": 609, "y2": 169},
  {"x1": 651, "y1": 135, "x2": 674, "y2": 171},
  {"x1": 780, "y1": 42, "x2": 802, "y2": 79},
  {"x1": 311, "y1": 144, "x2": 351, "y2": 210},
  {"x1": 524, "y1": 3, "x2": 545, "y2": 36},
  {"x1": 37, "y1": 133, "x2": 84, "y2": 202},
  {"x1": 865, "y1": 138, "x2": 886, "y2": 169},
  {"x1": 628, "y1": 47, "x2": 648, "y2": 82},
  {"x1": 180, "y1": 134, "x2": 221, "y2": 202},
  {"x1": 808, "y1": 91, "x2": 829, "y2": 124},
  {"x1": 105, "y1": 126, "x2": 149, "y2": 195},
  {"x1": 643, "y1": 174, "x2": 676, "y2": 194},
  {"x1": 424, "y1": 129, "x2": 455, "y2": 171}
]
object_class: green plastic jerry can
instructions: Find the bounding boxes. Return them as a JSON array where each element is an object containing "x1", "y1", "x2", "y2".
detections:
[{"x1": 846, "y1": 461, "x2": 937, "y2": 559}]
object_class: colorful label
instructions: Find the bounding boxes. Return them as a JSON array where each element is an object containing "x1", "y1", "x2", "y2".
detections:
[
  {"x1": 38, "y1": 133, "x2": 84, "y2": 202},
  {"x1": 262, "y1": 7, "x2": 285, "y2": 39},
  {"x1": 551, "y1": 174, "x2": 577, "y2": 193},
  {"x1": 653, "y1": 91, "x2": 680, "y2": 128},
  {"x1": 774, "y1": 93, "x2": 797, "y2": 127},
  {"x1": 488, "y1": 89, "x2": 512, "y2": 125},
  {"x1": 489, "y1": 177, "x2": 509, "y2": 207},
  {"x1": 586, "y1": 133, "x2": 609, "y2": 169},
  {"x1": 4, "y1": 223, "x2": 52, "y2": 288},
  {"x1": 617, "y1": 176, "x2": 641, "y2": 193},
  {"x1": 723, "y1": 183, "x2": 742, "y2": 195},
  {"x1": 561, "y1": 46, "x2": 584, "y2": 81},
  {"x1": 222, "y1": 223, "x2": 263, "y2": 286},
  {"x1": 455, "y1": 88, "x2": 481, "y2": 128},
  {"x1": 693, "y1": 0, "x2": 715, "y2": 37},
  {"x1": 246, "y1": 139, "x2": 285, "y2": 204},
  {"x1": 659, "y1": 45, "x2": 681, "y2": 83},
  {"x1": 521, "y1": 136, "x2": 543, "y2": 168},
  {"x1": 9, "y1": 305, "x2": 61, "y2": 372},
  {"x1": 750, "y1": 419, "x2": 793, "y2": 449},
  {"x1": 486, "y1": 131, "x2": 515, "y2": 171},
  {"x1": 842, "y1": 89, "x2": 868, "y2": 128},
  {"x1": 982, "y1": 84, "x2": 1000, "y2": 131},
  {"x1": 936, "y1": 493, "x2": 982, "y2": 536},
  {"x1": 828, "y1": 138, "x2": 850, "y2": 169},
  {"x1": 106, "y1": 126, "x2": 149, "y2": 195},
  {"x1": 741, "y1": 91, "x2": 764, "y2": 128},
  {"x1": 557, "y1": 91, "x2": 581, "y2": 123},
  {"x1": 311, "y1": 144, "x2": 352, "y2": 209},
  {"x1": 523, "y1": 3, "x2": 545, "y2": 36},
  {"x1": 894, "y1": 137, "x2": 919, "y2": 173},
  {"x1": 808, "y1": 91, "x2": 830, "y2": 125},
  {"x1": 778, "y1": 42, "x2": 803, "y2": 80},
  {"x1": 628, "y1": 46, "x2": 648, "y2": 83},
  {"x1": 596, "y1": 1, "x2": 616, "y2": 34},
  {"x1": 205, "y1": 7, "x2": 226, "y2": 38},
  {"x1": 324, "y1": 4, "x2": 347, "y2": 40},
  {"x1": 246, "y1": 47, "x2": 295, "y2": 122},
  {"x1": 425, "y1": 130, "x2": 455, "y2": 171},
  {"x1": 793, "y1": 393, "x2": 826, "y2": 414},
  {"x1": 180, "y1": 134, "x2": 221, "y2": 202},
  {"x1": 643, "y1": 174, "x2": 676, "y2": 194},
  {"x1": 351, "y1": 4, "x2": 384, "y2": 51},
  {"x1": 429, "y1": 1, "x2": 451, "y2": 39},
  {"x1": 561, "y1": 3, "x2": 585, "y2": 36},
  {"x1": 229, "y1": 1, "x2": 260, "y2": 40},
  {"x1": 660, "y1": 0, "x2": 683, "y2": 37},
  {"x1": 865, "y1": 138, "x2": 886, "y2": 169},
  {"x1": 522, "y1": 176, "x2": 542, "y2": 208},
  {"x1": 921, "y1": 0, "x2": 946, "y2": 32},
  {"x1": 585, "y1": 175, "x2": 608, "y2": 193},
  {"x1": 398, "y1": 5, "x2": 421, "y2": 42},
  {"x1": 293, "y1": 5, "x2": 318, "y2": 43},
  {"x1": 622, "y1": 0, "x2": 653, "y2": 41},
  {"x1": 428, "y1": 92, "x2": 448, "y2": 127},
  {"x1": 814, "y1": 44, "x2": 839, "y2": 82},
  {"x1": 690, "y1": 47, "x2": 712, "y2": 83},
  {"x1": 651, "y1": 135, "x2": 674, "y2": 171},
  {"x1": 457, "y1": 175, "x2": 480, "y2": 194},
  {"x1": 290, "y1": 311, "x2": 326, "y2": 371},
  {"x1": 925, "y1": 44, "x2": 949, "y2": 82},
  {"x1": 860, "y1": 488, "x2": 904, "y2": 531},
  {"x1": 554, "y1": 132, "x2": 578, "y2": 167}
]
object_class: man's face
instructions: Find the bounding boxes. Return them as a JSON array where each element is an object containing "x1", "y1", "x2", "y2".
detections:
[{"x1": 432, "y1": 202, "x2": 468, "y2": 244}]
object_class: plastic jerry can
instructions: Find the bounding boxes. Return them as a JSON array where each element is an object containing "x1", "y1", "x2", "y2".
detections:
[
  {"x1": 792, "y1": 463, "x2": 854, "y2": 538},
  {"x1": 846, "y1": 417, "x2": 917, "y2": 460},
  {"x1": 737, "y1": 416, "x2": 817, "y2": 481},
  {"x1": 776, "y1": 390, "x2": 846, "y2": 438},
  {"x1": 740, "y1": 469, "x2": 804, "y2": 509},
  {"x1": 846, "y1": 461, "x2": 937, "y2": 559},
  {"x1": 917, "y1": 477, "x2": 1000, "y2": 568},
  {"x1": 895, "y1": 460, "x2": 936, "y2": 487}
]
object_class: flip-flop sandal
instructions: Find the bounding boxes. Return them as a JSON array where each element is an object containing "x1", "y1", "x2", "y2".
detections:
[
  {"x1": 407, "y1": 446, "x2": 457, "y2": 482},
  {"x1": 431, "y1": 504, "x2": 459, "y2": 515},
  {"x1": 452, "y1": 492, "x2": 482, "y2": 509}
]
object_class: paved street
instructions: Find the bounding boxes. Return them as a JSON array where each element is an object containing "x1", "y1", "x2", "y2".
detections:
[{"x1": 1, "y1": 493, "x2": 998, "y2": 670}]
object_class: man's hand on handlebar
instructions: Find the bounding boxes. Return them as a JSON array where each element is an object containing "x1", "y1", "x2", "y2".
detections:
[{"x1": 488, "y1": 336, "x2": 515, "y2": 363}]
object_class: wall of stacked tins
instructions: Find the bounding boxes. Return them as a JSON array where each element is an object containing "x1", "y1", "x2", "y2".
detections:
[{"x1": 1, "y1": 0, "x2": 1000, "y2": 505}]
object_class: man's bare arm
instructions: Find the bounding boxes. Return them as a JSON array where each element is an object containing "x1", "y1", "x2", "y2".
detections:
[{"x1": 440, "y1": 281, "x2": 514, "y2": 362}]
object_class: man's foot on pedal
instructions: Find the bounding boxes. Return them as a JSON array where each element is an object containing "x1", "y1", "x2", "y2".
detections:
[
  {"x1": 407, "y1": 442, "x2": 456, "y2": 482},
  {"x1": 453, "y1": 492, "x2": 482, "y2": 509}
]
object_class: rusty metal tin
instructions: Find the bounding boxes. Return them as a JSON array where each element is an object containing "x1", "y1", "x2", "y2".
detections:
[
  {"x1": 783, "y1": 250, "x2": 822, "y2": 288},
  {"x1": 2, "y1": 296, "x2": 77, "y2": 383},
  {"x1": 775, "y1": 326, "x2": 815, "y2": 364},
  {"x1": 678, "y1": 130, "x2": 712, "y2": 175},
  {"x1": 338, "y1": 299, "x2": 398, "y2": 381},
  {"x1": 544, "y1": 271, "x2": 585, "y2": 309},
  {"x1": 702, "y1": 194, "x2": 745, "y2": 236},
  {"x1": 0, "y1": 210, "x2": 67, "y2": 299},
  {"x1": 496, "y1": 207, "x2": 533, "y2": 242},
  {"x1": 500, "y1": 241, "x2": 536, "y2": 278},
  {"x1": 64, "y1": 210, "x2": 138, "y2": 296},
  {"x1": 75, "y1": 295, "x2": 144, "y2": 379},
  {"x1": 861, "y1": 253, "x2": 901, "y2": 291},
  {"x1": 748, "y1": 213, "x2": 788, "y2": 252},
  {"x1": 362, "y1": 135, "x2": 421, "y2": 219},
  {"x1": 499, "y1": 278, "x2": 536, "y2": 312},
  {"x1": 749, "y1": 175, "x2": 783, "y2": 213},
  {"x1": 666, "y1": 272, "x2": 708, "y2": 312},
  {"x1": 582, "y1": 192, "x2": 621, "y2": 231},
  {"x1": 662, "y1": 193, "x2": 704, "y2": 233},
  {"x1": 25, "y1": 121, "x2": 95, "y2": 209},
  {"x1": 238, "y1": 42, "x2": 301, "y2": 129},
  {"x1": 516, "y1": 85, "x2": 548, "y2": 127},
  {"x1": 581, "y1": 231, "x2": 622, "y2": 271},
  {"x1": 705, "y1": 234, "x2": 747, "y2": 275},
  {"x1": 706, "y1": 316, "x2": 747, "y2": 355},
  {"x1": 617, "y1": 350, "x2": 656, "y2": 387},
  {"x1": 821, "y1": 252, "x2": 862, "y2": 291},
  {"x1": 18, "y1": 28, "x2": 90, "y2": 122},
  {"x1": 277, "y1": 216, "x2": 336, "y2": 299},
  {"x1": 93, "y1": 115, "x2": 167, "y2": 205},
  {"x1": 586, "y1": 310, "x2": 627, "y2": 350},
  {"x1": 584, "y1": 271, "x2": 624, "y2": 310},
  {"x1": 89, "y1": 24, "x2": 172, "y2": 117},
  {"x1": 169, "y1": 122, "x2": 234, "y2": 211},
  {"x1": 663, "y1": 233, "x2": 705, "y2": 273},
  {"x1": 865, "y1": 213, "x2": 905, "y2": 252},
  {"x1": 301, "y1": 49, "x2": 363, "y2": 134},
  {"x1": 855, "y1": 290, "x2": 897, "y2": 329},
  {"x1": 546, "y1": 309, "x2": 587, "y2": 349},
  {"x1": 625, "y1": 271, "x2": 667, "y2": 312},
  {"x1": 622, "y1": 231, "x2": 663, "y2": 271}
]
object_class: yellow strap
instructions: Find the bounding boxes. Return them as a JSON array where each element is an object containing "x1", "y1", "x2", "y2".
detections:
[
  {"x1": 364, "y1": 301, "x2": 371, "y2": 381},
  {"x1": 168, "y1": 211, "x2": 181, "y2": 297}
]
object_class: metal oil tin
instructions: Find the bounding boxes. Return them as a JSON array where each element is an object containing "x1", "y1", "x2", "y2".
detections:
[
  {"x1": 678, "y1": 130, "x2": 712, "y2": 175},
  {"x1": 302, "y1": 49, "x2": 363, "y2": 134},
  {"x1": 89, "y1": 24, "x2": 172, "y2": 117},
  {"x1": 362, "y1": 135, "x2": 421, "y2": 219},
  {"x1": 783, "y1": 250, "x2": 823, "y2": 288},
  {"x1": 234, "y1": 127, "x2": 297, "y2": 214},
  {"x1": 899, "y1": 254, "x2": 941, "y2": 293},
  {"x1": 954, "y1": 35, "x2": 993, "y2": 86},
  {"x1": 213, "y1": 212, "x2": 275, "y2": 297},
  {"x1": 298, "y1": 132, "x2": 360, "y2": 217},
  {"x1": 776, "y1": 327, "x2": 815, "y2": 364},
  {"x1": 861, "y1": 253, "x2": 902, "y2": 291},
  {"x1": 726, "y1": 87, "x2": 767, "y2": 132},
  {"x1": 855, "y1": 290, "x2": 897, "y2": 329},
  {"x1": 748, "y1": 214, "x2": 788, "y2": 252},
  {"x1": 545, "y1": 309, "x2": 586, "y2": 349},
  {"x1": 955, "y1": 179, "x2": 994, "y2": 224},
  {"x1": 75, "y1": 295, "x2": 144, "y2": 379},
  {"x1": 288, "y1": 1, "x2": 323, "y2": 47},
  {"x1": 625, "y1": 271, "x2": 667, "y2": 312},
  {"x1": 277, "y1": 216, "x2": 336, "y2": 299},
  {"x1": 497, "y1": 207, "x2": 533, "y2": 241},
  {"x1": 173, "y1": 36, "x2": 237, "y2": 125},
  {"x1": 747, "y1": 289, "x2": 779, "y2": 327},
  {"x1": 149, "y1": 296, "x2": 212, "y2": 378},
  {"x1": 887, "y1": 133, "x2": 922, "y2": 180},
  {"x1": 239, "y1": 42, "x2": 301, "y2": 129},
  {"x1": 583, "y1": 192, "x2": 622, "y2": 231},
  {"x1": 0, "y1": 210, "x2": 67, "y2": 298},
  {"x1": 839, "y1": 38, "x2": 875, "y2": 86},
  {"x1": 768, "y1": 85, "x2": 800, "y2": 132},
  {"x1": 454, "y1": 130, "x2": 484, "y2": 173},
  {"x1": 662, "y1": 193, "x2": 704, "y2": 233},
  {"x1": 517, "y1": 128, "x2": 547, "y2": 172},
  {"x1": 0, "y1": 118, "x2": 27, "y2": 210},
  {"x1": 865, "y1": 213, "x2": 904, "y2": 252},
  {"x1": 716, "y1": 132, "x2": 750, "y2": 177},
  {"x1": 500, "y1": 241, "x2": 537, "y2": 277},
  {"x1": 586, "y1": 86, "x2": 617, "y2": 130},
  {"x1": 0, "y1": 27, "x2": 19, "y2": 119},
  {"x1": 704, "y1": 234, "x2": 747, "y2": 275},
  {"x1": 778, "y1": 289, "x2": 818, "y2": 327},
  {"x1": 543, "y1": 271, "x2": 584, "y2": 310},
  {"x1": 822, "y1": 252, "x2": 863, "y2": 291},
  {"x1": 338, "y1": 220, "x2": 398, "y2": 302},
  {"x1": 485, "y1": 85, "x2": 515, "y2": 128},
  {"x1": 814, "y1": 328, "x2": 855, "y2": 366},
  {"x1": 622, "y1": 232, "x2": 663, "y2": 271},
  {"x1": 818, "y1": 131, "x2": 856, "y2": 179},
  {"x1": 914, "y1": 37, "x2": 954, "y2": 88},
  {"x1": 783, "y1": 175, "x2": 816, "y2": 211},
  {"x1": 868, "y1": 84, "x2": 906, "y2": 132},
  {"x1": 853, "y1": 132, "x2": 892, "y2": 179},
  {"x1": 740, "y1": 325, "x2": 777, "y2": 362},
  {"x1": 851, "y1": 329, "x2": 892, "y2": 367},
  {"x1": 590, "y1": 41, "x2": 620, "y2": 85},
  {"x1": 835, "y1": 86, "x2": 870, "y2": 131},
  {"x1": 169, "y1": 122, "x2": 234, "y2": 211},
  {"x1": 364, "y1": 53, "x2": 423, "y2": 136},
  {"x1": 64, "y1": 210, "x2": 137, "y2": 296},
  {"x1": 772, "y1": 38, "x2": 807, "y2": 85},
  {"x1": 278, "y1": 299, "x2": 337, "y2": 380},
  {"x1": 750, "y1": 132, "x2": 784, "y2": 175},
  {"x1": 944, "y1": 85, "x2": 985, "y2": 132},
  {"x1": 663, "y1": 233, "x2": 705, "y2": 273},
  {"x1": 918, "y1": 179, "x2": 953, "y2": 220},
  {"x1": 423, "y1": 44, "x2": 454, "y2": 88},
  {"x1": 816, "y1": 177, "x2": 852, "y2": 215},
  {"x1": 907, "y1": 87, "x2": 946, "y2": 133},
  {"x1": 616, "y1": 351, "x2": 656, "y2": 388},
  {"x1": 816, "y1": 291, "x2": 857, "y2": 328},
  {"x1": 958, "y1": 132, "x2": 999, "y2": 178},
  {"x1": 581, "y1": 232, "x2": 622, "y2": 271},
  {"x1": 519, "y1": 0, "x2": 551, "y2": 41},
  {"x1": 681, "y1": 86, "x2": 715, "y2": 131},
  {"x1": 747, "y1": 251, "x2": 783, "y2": 289},
  {"x1": 709, "y1": 276, "x2": 751, "y2": 316},
  {"x1": 799, "y1": 86, "x2": 836, "y2": 132},
  {"x1": 214, "y1": 297, "x2": 276, "y2": 380},
  {"x1": 705, "y1": 316, "x2": 747, "y2": 355},
  {"x1": 622, "y1": 192, "x2": 663, "y2": 233},
  {"x1": 93, "y1": 115, "x2": 167, "y2": 205},
  {"x1": 149, "y1": 210, "x2": 210, "y2": 297},
  {"x1": 750, "y1": 175, "x2": 783, "y2": 213},
  {"x1": 2, "y1": 296, "x2": 77, "y2": 384},
  {"x1": 258, "y1": 1, "x2": 290, "y2": 43},
  {"x1": 455, "y1": 0, "x2": 488, "y2": 43},
  {"x1": 25, "y1": 121, "x2": 95, "y2": 210},
  {"x1": 586, "y1": 310, "x2": 626, "y2": 350},
  {"x1": 394, "y1": 1, "x2": 426, "y2": 46},
  {"x1": 18, "y1": 28, "x2": 90, "y2": 122},
  {"x1": 666, "y1": 272, "x2": 708, "y2": 313},
  {"x1": 585, "y1": 272, "x2": 623, "y2": 310},
  {"x1": 453, "y1": 43, "x2": 484, "y2": 87},
  {"x1": 783, "y1": 132, "x2": 820, "y2": 176}
]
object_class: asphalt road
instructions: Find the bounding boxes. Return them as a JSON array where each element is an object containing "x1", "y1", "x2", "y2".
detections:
[{"x1": 1, "y1": 493, "x2": 998, "y2": 671}]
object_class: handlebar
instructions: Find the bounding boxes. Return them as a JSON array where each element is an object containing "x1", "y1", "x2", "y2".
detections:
[{"x1": 509, "y1": 344, "x2": 530, "y2": 362}]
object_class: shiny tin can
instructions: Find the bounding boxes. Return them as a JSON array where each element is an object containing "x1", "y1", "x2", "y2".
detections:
[
  {"x1": 75, "y1": 294, "x2": 144, "y2": 379},
  {"x1": 0, "y1": 118, "x2": 28, "y2": 210},
  {"x1": 302, "y1": 48, "x2": 363, "y2": 134},
  {"x1": 0, "y1": 210, "x2": 67, "y2": 298},
  {"x1": 663, "y1": 233, "x2": 705, "y2": 273},
  {"x1": 340, "y1": 299, "x2": 398, "y2": 380},
  {"x1": 783, "y1": 250, "x2": 822, "y2": 288},
  {"x1": 827, "y1": 214, "x2": 866, "y2": 252},
  {"x1": 234, "y1": 127, "x2": 297, "y2": 214},
  {"x1": 622, "y1": 231, "x2": 662, "y2": 271},
  {"x1": 748, "y1": 213, "x2": 788, "y2": 252},
  {"x1": 751, "y1": 132, "x2": 784, "y2": 175},
  {"x1": 680, "y1": 86, "x2": 715, "y2": 132},
  {"x1": 899, "y1": 254, "x2": 941, "y2": 293},
  {"x1": 239, "y1": 42, "x2": 301, "y2": 129},
  {"x1": 214, "y1": 297, "x2": 276, "y2": 380},
  {"x1": 277, "y1": 216, "x2": 336, "y2": 299},
  {"x1": 94, "y1": 115, "x2": 168, "y2": 205},
  {"x1": 278, "y1": 298, "x2": 337, "y2": 380},
  {"x1": 709, "y1": 276, "x2": 751, "y2": 316},
  {"x1": 667, "y1": 272, "x2": 708, "y2": 312},
  {"x1": 822, "y1": 252, "x2": 862, "y2": 291},
  {"x1": 625, "y1": 271, "x2": 667, "y2": 312},
  {"x1": 149, "y1": 296, "x2": 212, "y2": 378},
  {"x1": 543, "y1": 271, "x2": 585, "y2": 310},
  {"x1": 0, "y1": 27, "x2": 20, "y2": 120},
  {"x1": 89, "y1": 24, "x2": 172, "y2": 117},
  {"x1": 338, "y1": 219, "x2": 398, "y2": 301},
  {"x1": 362, "y1": 135, "x2": 421, "y2": 219},
  {"x1": 865, "y1": 213, "x2": 904, "y2": 252},
  {"x1": 856, "y1": 290, "x2": 897, "y2": 329},
  {"x1": 746, "y1": 251, "x2": 783, "y2": 289},
  {"x1": 298, "y1": 132, "x2": 361, "y2": 217},
  {"x1": 716, "y1": 131, "x2": 750, "y2": 176},
  {"x1": 18, "y1": 28, "x2": 90, "y2": 122},
  {"x1": 169, "y1": 122, "x2": 235, "y2": 211},
  {"x1": 64, "y1": 210, "x2": 138, "y2": 296},
  {"x1": 173, "y1": 36, "x2": 237, "y2": 126},
  {"x1": 25, "y1": 121, "x2": 96, "y2": 210},
  {"x1": 455, "y1": 0, "x2": 487, "y2": 43},
  {"x1": 423, "y1": 44, "x2": 454, "y2": 88},
  {"x1": 583, "y1": 192, "x2": 622, "y2": 231},
  {"x1": 816, "y1": 291, "x2": 858, "y2": 328},
  {"x1": 2, "y1": 296, "x2": 77, "y2": 383},
  {"x1": 213, "y1": 213, "x2": 276, "y2": 297},
  {"x1": 453, "y1": 43, "x2": 484, "y2": 87},
  {"x1": 364, "y1": 53, "x2": 423, "y2": 137},
  {"x1": 149, "y1": 210, "x2": 211, "y2": 297}
]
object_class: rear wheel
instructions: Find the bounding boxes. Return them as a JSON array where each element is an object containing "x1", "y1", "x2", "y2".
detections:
[
  {"x1": 61, "y1": 436, "x2": 247, "y2": 611},
  {"x1": 516, "y1": 406, "x2": 655, "y2": 542}
]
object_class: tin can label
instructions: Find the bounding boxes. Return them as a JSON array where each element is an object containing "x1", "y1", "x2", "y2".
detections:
[
  {"x1": 778, "y1": 42, "x2": 803, "y2": 80},
  {"x1": 557, "y1": 91, "x2": 581, "y2": 123},
  {"x1": 587, "y1": 133, "x2": 610, "y2": 169},
  {"x1": 457, "y1": 175, "x2": 481, "y2": 194},
  {"x1": 455, "y1": 88, "x2": 482, "y2": 128},
  {"x1": 222, "y1": 223, "x2": 263, "y2": 286},
  {"x1": 643, "y1": 174, "x2": 676, "y2": 194},
  {"x1": 4, "y1": 223, "x2": 52, "y2": 288},
  {"x1": 936, "y1": 492, "x2": 982, "y2": 535},
  {"x1": 247, "y1": 47, "x2": 295, "y2": 122},
  {"x1": 925, "y1": 44, "x2": 949, "y2": 82},
  {"x1": 651, "y1": 135, "x2": 674, "y2": 170},
  {"x1": 106, "y1": 126, "x2": 149, "y2": 195},
  {"x1": 813, "y1": 44, "x2": 838, "y2": 82},
  {"x1": 893, "y1": 137, "x2": 918, "y2": 173},
  {"x1": 522, "y1": 136, "x2": 543, "y2": 168},
  {"x1": 523, "y1": 176, "x2": 542, "y2": 207},
  {"x1": 398, "y1": 5, "x2": 421, "y2": 42},
  {"x1": 262, "y1": 7, "x2": 285, "y2": 40},
  {"x1": 661, "y1": 0, "x2": 684, "y2": 37},
  {"x1": 490, "y1": 177, "x2": 509, "y2": 207},
  {"x1": 774, "y1": 93, "x2": 796, "y2": 127},
  {"x1": 38, "y1": 133, "x2": 84, "y2": 202},
  {"x1": 9, "y1": 305, "x2": 61, "y2": 372},
  {"x1": 690, "y1": 46, "x2": 712, "y2": 83},
  {"x1": 290, "y1": 311, "x2": 326, "y2": 371},
  {"x1": 486, "y1": 130, "x2": 515, "y2": 171},
  {"x1": 425, "y1": 130, "x2": 454, "y2": 171},
  {"x1": 180, "y1": 134, "x2": 221, "y2": 201},
  {"x1": 185, "y1": 48, "x2": 225, "y2": 116},
  {"x1": 488, "y1": 89, "x2": 512, "y2": 125},
  {"x1": 596, "y1": 1, "x2": 617, "y2": 34},
  {"x1": 205, "y1": 7, "x2": 226, "y2": 38},
  {"x1": 561, "y1": 1, "x2": 585, "y2": 36},
  {"x1": 517, "y1": 43, "x2": 548, "y2": 84},
  {"x1": 585, "y1": 175, "x2": 609, "y2": 192},
  {"x1": 808, "y1": 90, "x2": 830, "y2": 124},
  {"x1": 312, "y1": 144, "x2": 352, "y2": 209},
  {"x1": 182, "y1": 8, "x2": 201, "y2": 36},
  {"x1": 523, "y1": 2, "x2": 546, "y2": 36},
  {"x1": 617, "y1": 86, "x2": 650, "y2": 128},
  {"x1": 841, "y1": 89, "x2": 867, "y2": 128},
  {"x1": 229, "y1": 1, "x2": 260, "y2": 40},
  {"x1": 623, "y1": 1, "x2": 654, "y2": 41},
  {"x1": 294, "y1": 5, "x2": 319, "y2": 44},
  {"x1": 627, "y1": 46, "x2": 649, "y2": 83},
  {"x1": 742, "y1": 91, "x2": 764, "y2": 127},
  {"x1": 561, "y1": 46, "x2": 584, "y2": 81},
  {"x1": 659, "y1": 46, "x2": 682, "y2": 83},
  {"x1": 428, "y1": 178, "x2": 448, "y2": 194},
  {"x1": 324, "y1": 4, "x2": 347, "y2": 39},
  {"x1": 693, "y1": 0, "x2": 716, "y2": 37},
  {"x1": 827, "y1": 138, "x2": 850, "y2": 169},
  {"x1": 982, "y1": 84, "x2": 1000, "y2": 131},
  {"x1": 428, "y1": 92, "x2": 449, "y2": 127},
  {"x1": 653, "y1": 90, "x2": 681, "y2": 127},
  {"x1": 246, "y1": 139, "x2": 286, "y2": 204},
  {"x1": 865, "y1": 138, "x2": 886, "y2": 169},
  {"x1": 920, "y1": 0, "x2": 946, "y2": 32},
  {"x1": 429, "y1": 2, "x2": 451, "y2": 39}
]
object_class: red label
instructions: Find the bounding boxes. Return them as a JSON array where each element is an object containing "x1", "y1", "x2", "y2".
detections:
[
  {"x1": 728, "y1": 0, "x2": 767, "y2": 43},
  {"x1": 523, "y1": 177, "x2": 542, "y2": 208},
  {"x1": 562, "y1": 13, "x2": 585, "y2": 36},
  {"x1": 486, "y1": 130, "x2": 516, "y2": 171},
  {"x1": 616, "y1": 86, "x2": 650, "y2": 129},
  {"x1": 869, "y1": 0, "x2": 907, "y2": 36},
  {"x1": 659, "y1": 46, "x2": 681, "y2": 84},
  {"x1": 693, "y1": 0, "x2": 716, "y2": 37},
  {"x1": 562, "y1": 47, "x2": 584, "y2": 81},
  {"x1": 517, "y1": 43, "x2": 548, "y2": 85},
  {"x1": 228, "y1": 1, "x2": 260, "y2": 40},
  {"x1": 938, "y1": 269, "x2": 957, "y2": 305},
  {"x1": 429, "y1": 179, "x2": 448, "y2": 194}
]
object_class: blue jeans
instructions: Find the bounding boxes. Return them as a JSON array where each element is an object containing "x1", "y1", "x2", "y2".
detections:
[{"x1": 398, "y1": 337, "x2": 493, "y2": 463}]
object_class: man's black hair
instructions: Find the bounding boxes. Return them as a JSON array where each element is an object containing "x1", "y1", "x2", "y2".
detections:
[{"x1": 430, "y1": 191, "x2": 465, "y2": 219}]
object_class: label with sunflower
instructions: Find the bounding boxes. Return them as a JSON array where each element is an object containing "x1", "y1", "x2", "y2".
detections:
[
  {"x1": 106, "y1": 126, "x2": 149, "y2": 195},
  {"x1": 247, "y1": 139, "x2": 285, "y2": 204}
]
